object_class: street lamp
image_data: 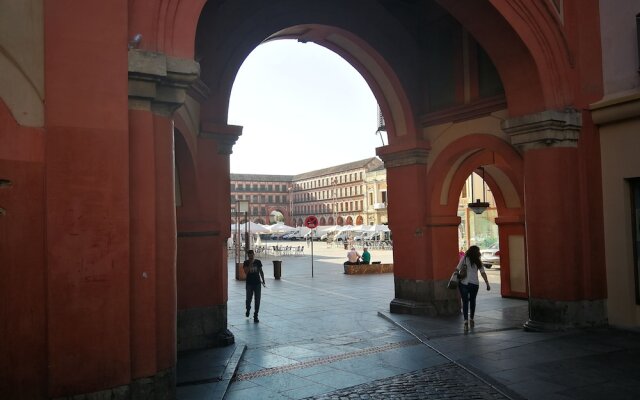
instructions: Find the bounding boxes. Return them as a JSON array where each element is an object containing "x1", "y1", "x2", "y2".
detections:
[
  {"x1": 235, "y1": 200, "x2": 250, "y2": 269},
  {"x1": 468, "y1": 167, "x2": 490, "y2": 215}
]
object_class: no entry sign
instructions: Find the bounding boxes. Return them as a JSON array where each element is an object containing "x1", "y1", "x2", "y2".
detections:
[{"x1": 304, "y1": 215, "x2": 319, "y2": 229}]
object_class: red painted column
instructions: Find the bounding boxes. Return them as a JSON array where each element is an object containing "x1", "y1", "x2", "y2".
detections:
[
  {"x1": 127, "y1": 48, "x2": 199, "y2": 393},
  {"x1": 503, "y1": 110, "x2": 607, "y2": 329},
  {"x1": 176, "y1": 123, "x2": 241, "y2": 350},
  {"x1": 0, "y1": 102, "x2": 46, "y2": 398},
  {"x1": 154, "y1": 114, "x2": 179, "y2": 370},
  {"x1": 129, "y1": 109, "x2": 158, "y2": 378},
  {"x1": 44, "y1": 1, "x2": 131, "y2": 397},
  {"x1": 378, "y1": 141, "x2": 459, "y2": 315}
]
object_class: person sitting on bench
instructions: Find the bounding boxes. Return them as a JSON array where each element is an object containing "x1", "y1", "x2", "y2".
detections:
[
  {"x1": 345, "y1": 247, "x2": 361, "y2": 265},
  {"x1": 361, "y1": 247, "x2": 371, "y2": 264}
]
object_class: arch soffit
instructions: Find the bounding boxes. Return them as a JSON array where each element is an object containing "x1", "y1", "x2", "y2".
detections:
[
  {"x1": 428, "y1": 134, "x2": 523, "y2": 215},
  {"x1": 174, "y1": 113, "x2": 197, "y2": 170},
  {"x1": 436, "y1": 0, "x2": 573, "y2": 114},
  {"x1": 194, "y1": 2, "x2": 422, "y2": 140},
  {"x1": 266, "y1": 24, "x2": 418, "y2": 142}
]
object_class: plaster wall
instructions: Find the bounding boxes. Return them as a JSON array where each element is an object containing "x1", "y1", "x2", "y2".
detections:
[
  {"x1": 0, "y1": 0, "x2": 44, "y2": 126},
  {"x1": 423, "y1": 110, "x2": 509, "y2": 168},
  {"x1": 599, "y1": 117, "x2": 640, "y2": 327},
  {"x1": 599, "y1": 0, "x2": 640, "y2": 94}
]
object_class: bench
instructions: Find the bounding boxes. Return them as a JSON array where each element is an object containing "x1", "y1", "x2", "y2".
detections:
[{"x1": 343, "y1": 263, "x2": 393, "y2": 275}]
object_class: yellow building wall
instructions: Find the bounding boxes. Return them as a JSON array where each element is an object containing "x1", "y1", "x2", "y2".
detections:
[{"x1": 597, "y1": 98, "x2": 640, "y2": 328}]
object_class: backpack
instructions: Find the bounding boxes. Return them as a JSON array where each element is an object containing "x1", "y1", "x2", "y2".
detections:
[{"x1": 458, "y1": 258, "x2": 468, "y2": 280}]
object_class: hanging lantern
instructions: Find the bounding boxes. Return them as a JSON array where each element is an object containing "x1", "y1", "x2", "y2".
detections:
[{"x1": 468, "y1": 167, "x2": 489, "y2": 214}]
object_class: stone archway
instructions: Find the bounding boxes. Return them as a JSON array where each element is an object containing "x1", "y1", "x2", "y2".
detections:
[
  {"x1": 2, "y1": 1, "x2": 610, "y2": 398},
  {"x1": 429, "y1": 134, "x2": 526, "y2": 299}
]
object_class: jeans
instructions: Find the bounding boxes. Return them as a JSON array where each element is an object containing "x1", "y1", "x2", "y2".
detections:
[
  {"x1": 246, "y1": 283, "x2": 262, "y2": 316},
  {"x1": 459, "y1": 283, "x2": 479, "y2": 321}
]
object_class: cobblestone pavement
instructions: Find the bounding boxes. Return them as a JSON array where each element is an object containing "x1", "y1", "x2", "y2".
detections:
[{"x1": 305, "y1": 363, "x2": 509, "y2": 400}]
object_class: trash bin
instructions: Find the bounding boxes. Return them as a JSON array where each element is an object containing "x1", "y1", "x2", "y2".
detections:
[
  {"x1": 273, "y1": 260, "x2": 282, "y2": 280},
  {"x1": 236, "y1": 262, "x2": 246, "y2": 281},
  {"x1": 343, "y1": 242, "x2": 348, "y2": 250}
]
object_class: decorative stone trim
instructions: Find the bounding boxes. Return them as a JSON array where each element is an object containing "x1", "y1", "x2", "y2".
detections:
[
  {"x1": 200, "y1": 121, "x2": 243, "y2": 155},
  {"x1": 344, "y1": 263, "x2": 393, "y2": 274},
  {"x1": 378, "y1": 147, "x2": 429, "y2": 168},
  {"x1": 590, "y1": 90, "x2": 640, "y2": 126},
  {"x1": 420, "y1": 95, "x2": 507, "y2": 127},
  {"x1": 128, "y1": 49, "x2": 200, "y2": 116},
  {"x1": 502, "y1": 109, "x2": 582, "y2": 151}
]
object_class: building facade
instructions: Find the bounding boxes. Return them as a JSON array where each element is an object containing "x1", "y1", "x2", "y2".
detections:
[
  {"x1": 230, "y1": 158, "x2": 388, "y2": 228},
  {"x1": 591, "y1": 1, "x2": 640, "y2": 328},
  {"x1": 291, "y1": 157, "x2": 384, "y2": 227},
  {"x1": 230, "y1": 174, "x2": 292, "y2": 225}
]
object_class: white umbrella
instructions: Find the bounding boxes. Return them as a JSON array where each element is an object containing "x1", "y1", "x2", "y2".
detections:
[
  {"x1": 240, "y1": 221, "x2": 271, "y2": 233},
  {"x1": 364, "y1": 224, "x2": 390, "y2": 232},
  {"x1": 267, "y1": 223, "x2": 296, "y2": 234},
  {"x1": 316, "y1": 225, "x2": 340, "y2": 234},
  {"x1": 266, "y1": 223, "x2": 296, "y2": 251}
]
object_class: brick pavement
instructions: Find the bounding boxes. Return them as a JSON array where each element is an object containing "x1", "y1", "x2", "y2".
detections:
[{"x1": 306, "y1": 363, "x2": 509, "y2": 400}]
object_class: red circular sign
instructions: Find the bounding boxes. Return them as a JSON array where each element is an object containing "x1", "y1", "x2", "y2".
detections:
[{"x1": 304, "y1": 215, "x2": 319, "y2": 229}]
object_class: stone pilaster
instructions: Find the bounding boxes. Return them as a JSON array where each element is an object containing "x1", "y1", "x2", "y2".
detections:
[
  {"x1": 128, "y1": 49, "x2": 200, "y2": 116},
  {"x1": 502, "y1": 109, "x2": 607, "y2": 330},
  {"x1": 378, "y1": 141, "x2": 460, "y2": 316},
  {"x1": 502, "y1": 109, "x2": 581, "y2": 151},
  {"x1": 200, "y1": 121, "x2": 243, "y2": 155}
]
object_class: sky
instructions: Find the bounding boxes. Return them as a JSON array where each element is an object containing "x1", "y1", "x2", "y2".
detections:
[{"x1": 228, "y1": 40, "x2": 385, "y2": 175}]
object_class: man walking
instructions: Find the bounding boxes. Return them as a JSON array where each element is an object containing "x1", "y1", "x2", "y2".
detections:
[{"x1": 243, "y1": 249, "x2": 266, "y2": 323}]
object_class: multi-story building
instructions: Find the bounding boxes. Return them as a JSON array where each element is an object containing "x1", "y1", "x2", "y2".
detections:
[
  {"x1": 363, "y1": 163, "x2": 388, "y2": 226},
  {"x1": 230, "y1": 157, "x2": 386, "y2": 227},
  {"x1": 291, "y1": 157, "x2": 384, "y2": 227},
  {"x1": 229, "y1": 175, "x2": 292, "y2": 225}
]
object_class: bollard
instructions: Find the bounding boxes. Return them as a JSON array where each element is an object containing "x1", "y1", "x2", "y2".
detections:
[
  {"x1": 236, "y1": 262, "x2": 246, "y2": 281},
  {"x1": 273, "y1": 260, "x2": 282, "y2": 279}
]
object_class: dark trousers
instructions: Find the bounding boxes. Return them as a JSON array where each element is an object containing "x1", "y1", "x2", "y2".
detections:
[
  {"x1": 458, "y1": 283, "x2": 479, "y2": 320},
  {"x1": 246, "y1": 283, "x2": 262, "y2": 315}
]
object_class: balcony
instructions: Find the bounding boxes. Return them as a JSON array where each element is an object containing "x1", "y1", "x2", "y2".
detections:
[{"x1": 373, "y1": 202, "x2": 387, "y2": 210}]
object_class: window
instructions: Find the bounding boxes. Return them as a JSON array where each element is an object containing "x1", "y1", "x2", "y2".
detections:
[
  {"x1": 381, "y1": 191, "x2": 387, "y2": 204},
  {"x1": 631, "y1": 178, "x2": 640, "y2": 304},
  {"x1": 369, "y1": 192, "x2": 373, "y2": 205}
]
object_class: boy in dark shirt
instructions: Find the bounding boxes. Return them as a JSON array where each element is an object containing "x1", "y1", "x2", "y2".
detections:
[{"x1": 243, "y1": 249, "x2": 265, "y2": 323}]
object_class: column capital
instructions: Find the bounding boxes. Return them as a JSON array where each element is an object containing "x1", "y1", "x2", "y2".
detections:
[
  {"x1": 376, "y1": 140, "x2": 430, "y2": 168},
  {"x1": 502, "y1": 109, "x2": 582, "y2": 151},
  {"x1": 128, "y1": 49, "x2": 200, "y2": 117},
  {"x1": 200, "y1": 122, "x2": 243, "y2": 155}
]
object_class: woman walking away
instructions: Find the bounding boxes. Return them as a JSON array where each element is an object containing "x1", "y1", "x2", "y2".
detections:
[{"x1": 456, "y1": 245, "x2": 490, "y2": 331}]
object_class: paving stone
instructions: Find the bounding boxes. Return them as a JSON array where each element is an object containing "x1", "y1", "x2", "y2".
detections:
[{"x1": 303, "y1": 362, "x2": 508, "y2": 400}]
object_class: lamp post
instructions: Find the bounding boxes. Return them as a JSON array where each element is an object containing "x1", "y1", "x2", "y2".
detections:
[{"x1": 236, "y1": 200, "x2": 250, "y2": 268}]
